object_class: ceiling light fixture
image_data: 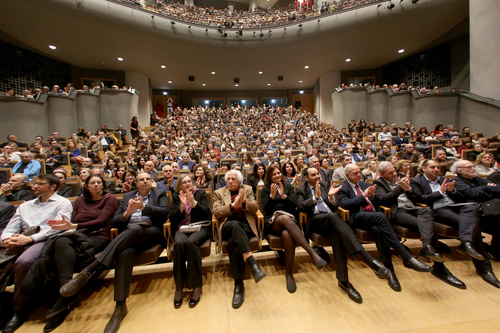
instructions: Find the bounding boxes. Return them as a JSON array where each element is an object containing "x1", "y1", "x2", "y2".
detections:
[
  {"x1": 299, "y1": 81, "x2": 303, "y2": 83},
  {"x1": 161, "y1": 65, "x2": 166, "y2": 69},
  {"x1": 48, "y1": 45, "x2": 56, "y2": 50},
  {"x1": 202, "y1": 84, "x2": 206, "y2": 86},
  {"x1": 211, "y1": 72, "x2": 216, "y2": 75},
  {"x1": 117, "y1": 57, "x2": 123, "y2": 61},
  {"x1": 304, "y1": 65, "x2": 309, "y2": 69},
  {"x1": 259, "y1": 71, "x2": 263, "y2": 74},
  {"x1": 346, "y1": 58, "x2": 351, "y2": 62},
  {"x1": 168, "y1": 81, "x2": 172, "y2": 83},
  {"x1": 267, "y1": 83, "x2": 271, "y2": 86},
  {"x1": 398, "y1": 49, "x2": 405, "y2": 53},
  {"x1": 299, "y1": 91, "x2": 304, "y2": 94},
  {"x1": 235, "y1": 84, "x2": 239, "y2": 87},
  {"x1": 162, "y1": 92, "x2": 168, "y2": 95}
]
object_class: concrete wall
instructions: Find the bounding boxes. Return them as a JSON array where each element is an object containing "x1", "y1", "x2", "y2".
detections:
[
  {"x1": 126, "y1": 72, "x2": 151, "y2": 129},
  {"x1": 329, "y1": 88, "x2": 500, "y2": 136},
  {"x1": 317, "y1": 71, "x2": 340, "y2": 125},
  {"x1": 0, "y1": 90, "x2": 140, "y2": 142},
  {"x1": 470, "y1": 0, "x2": 500, "y2": 100}
]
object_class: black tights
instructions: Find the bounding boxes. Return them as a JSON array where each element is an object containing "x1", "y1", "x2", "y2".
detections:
[{"x1": 272, "y1": 215, "x2": 320, "y2": 276}]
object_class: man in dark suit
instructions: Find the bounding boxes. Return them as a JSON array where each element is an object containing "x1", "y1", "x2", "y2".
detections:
[
  {"x1": 156, "y1": 164, "x2": 177, "y2": 192},
  {"x1": 338, "y1": 164, "x2": 432, "y2": 292},
  {"x1": 60, "y1": 172, "x2": 169, "y2": 333},
  {"x1": 375, "y1": 161, "x2": 465, "y2": 289},
  {"x1": 410, "y1": 159, "x2": 500, "y2": 288},
  {"x1": 0, "y1": 202, "x2": 15, "y2": 236},
  {"x1": 451, "y1": 160, "x2": 500, "y2": 267},
  {"x1": 296, "y1": 167, "x2": 389, "y2": 303},
  {"x1": 178, "y1": 152, "x2": 195, "y2": 172},
  {"x1": 392, "y1": 130, "x2": 409, "y2": 151}
]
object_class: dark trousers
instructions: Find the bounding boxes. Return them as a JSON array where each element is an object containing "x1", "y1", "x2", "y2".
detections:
[
  {"x1": 434, "y1": 205, "x2": 492, "y2": 273},
  {"x1": 308, "y1": 212, "x2": 363, "y2": 281},
  {"x1": 13, "y1": 242, "x2": 45, "y2": 312},
  {"x1": 481, "y1": 215, "x2": 500, "y2": 256},
  {"x1": 393, "y1": 207, "x2": 439, "y2": 248},
  {"x1": 221, "y1": 220, "x2": 254, "y2": 281},
  {"x1": 434, "y1": 205, "x2": 479, "y2": 242},
  {"x1": 54, "y1": 237, "x2": 109, "y2": 287},
  {"x1": 351, "y1": 212, "x2": 405, "y2": 268},
  {"x1": 97, "y1": 224, "x2": 161, "y2": 301},
  {"x1": 173, "y1": 228, "x2": 209, "y2": 290}
]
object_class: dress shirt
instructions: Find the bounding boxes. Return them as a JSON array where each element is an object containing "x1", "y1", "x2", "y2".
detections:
[
  {"x1": 347, "y1": 180, "x2": 375, "y2": 209},
  {"x1": 308, "y1": 185, "x2": 333, "y2": 215},
  {"x1": 424, "y1": 175, "x2": 454, "y2": 209},
  {"x1": 129, "y1": 191, "x2": 153, "y2": 225},
  {"x1": 1, "y1": 193, "x2": 72, "y2": 243}
]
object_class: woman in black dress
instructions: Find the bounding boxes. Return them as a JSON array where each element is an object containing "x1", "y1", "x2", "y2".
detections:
[
  {"x1": 129, "y1": 116, "x2": 140, "y2": 140},
  {"x1": 259, "y1": 164, "x2": 326, "y2": 293}
]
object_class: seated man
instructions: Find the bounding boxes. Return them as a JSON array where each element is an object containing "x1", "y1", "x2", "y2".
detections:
[
  {"x1": 297, "y1": 167, "x2": 389, "y2": 303},
  {"x1": 0, "y1": 135, "x2": 27, "y2": 149},
  {"x1": 213, "y1": 170, "x2": 266, "y2": 309},
  {"x1": 393, "y1": 130, "x2": 409, "y2": 151},
  {"x1": 338, "y1": 164, "x2": 432, "y2": 292},
  {"x1": 11, "y1": 152, "x2": 41, "y2": 181},
  {"x1": 374, "y1": 161, "x2": 465, "y2": 289},
  {"x1": 399, "y1": 143, "x2": 415, "y2": 161},
  {"x1": 0, "y1": 201, "x2": 16, "y2": 236},
  {"x1": 0, "y1": 174, "x2": 34, "y2": 202},
  {"x1": 306, "y1": 156, "x2": 329, "y2": 183},
  {"x1": 2, "y1": 175, "x2": 72, "y2": 333},
  {"x1": 410, "y1": 159, "x2": 500, "y2": 288},
  {"x1": 53, "y1": 168, "x2": 75, "y2": 198},
  {"x1": 178, "y1": 152, "x2": 195, "y2": 172},
  {"x1": 451, "y1": 160, "x2": 500, "y2": 261},
  {"x1": 60, "y1": 172, "x2": 169, "y2": 332},
  {"x1": 143, "y1": 161, "x2": 158, "y2": 181},
  {"x1": 156, "y1": 164, "x2": 177, "y2": 192},
  {"x1": 331, "y1": 154, "x2": 352, "y2": 181}
]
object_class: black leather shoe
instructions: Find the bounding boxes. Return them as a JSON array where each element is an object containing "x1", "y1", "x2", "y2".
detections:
[
  {"x1": 173, "y1": 298, "x2": 182, "y2": 309},
  {"x1": 387, "y1": 270, "x2": 401, "y2": 292},
  {"x1": 173, "y1": 289, "x2": 183, "y2": 309},
  {"x1": 3, "y1": 313, "x2": 27, "y2": 333},
  {"x1": 457, "y1": 242, "x2": 485, "y2": 260},
  {"x1": 403, "y1": 257, "x2": 433, "y2": 273},
  {"x1": 371, "y1": 260, "x2": 389, "y2": 279},
  {"x1": 44, "y1": 308, "x2": 71, "y2": 333},
  {"x1": 432, "y1": 264, "x2": 466, "y2": 289},
  {"x1": 188, "y1": 296, "x2": 200, "y2": 308},
  {"x1": 103, "y1": 304, "x2": 128, "y2": 333},
  {"x1": 250, "y1": 264, "x2": 266, "y2": 283},
  {"x1": 46, "y1": 294, "x2": 81, "y2": 319},
  {"x1": 419, "y1": 245, "x2": 444, "y2": 263},
  {"x1": 232, "y1": 283, "x2": 245, "y2": 309},
  {"x1": 478, "y1": 270, "x2": 500, "y2": 289},
  {"x1": 59, "y1": 270, "x2": 92, "y2": 297},
  {"x1": 338, "y1": 281, "x2": 362, "y2": 304}
]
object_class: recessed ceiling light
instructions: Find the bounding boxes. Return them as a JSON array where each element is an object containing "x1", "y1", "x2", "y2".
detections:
[
  {"x1": 168, "y1": 81, "x2": 172, "y2": 83},
  {"x1": 48, "y1": 45, "x2": 56, "y2": 50},
  {"x1": 202, "y1": 83, "x2": 206, "y2": 86},
  {"x1": 161, "y1": 65, "x2": 166, "y2": 69},
  {"x1": 211, "y1": 71, "x2": 216, "y2": 75},
  {"x1": 235, "y1": 84, "x2": 239, "y2": 87},
  {"x1": 162, "y1": 92, "x2": 168, "y2": 95},
  {"x1": 117, "y1": 57, "x2": 123, "y2": 61},
  {"x1": 267, "y1": 83, "x2": 271, "y2": 86},
  {"x1": 258, "y1": 71, "x2": 263, "y2": 74},
  {"x1": 345, "y1": 58, "x2": 351, "y2": 62},
  {"x1": 299, "y1": 90, "x2": 304, "y2": 94},
  {"x1": 299, "y1": 81, "x2": 303, "y2": 83},
  {"x1": 398, "y1": 49, "x2": 405, "y2": 53},
  {"x1": 304, "y1": 65, "x2": 309, "y2": 69}
]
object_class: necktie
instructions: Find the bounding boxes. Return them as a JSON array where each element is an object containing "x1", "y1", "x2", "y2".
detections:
[
  {"x1": 314, "y1": 189, "x2": 328, "y2": 213},
  {"x1": 355, "y1": 184, "x2": 374, "y2": 212}
]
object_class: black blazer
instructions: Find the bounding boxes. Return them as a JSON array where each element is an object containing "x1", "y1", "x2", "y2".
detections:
[
  {"x1": 260, "y1": 182, "x2": 297, "y2": 224},
  {"x1": 169, "y1": 189, "x2": 212, "y2": 235},
  {"x1": 392, "y1": 136, "x2": 409, "y2": 150},
  {"x1": 409, "y1": 174, "x2": 465, "y2": 209},
  {"x1": 373, "y1": 178, "x2": 419, "y2": 216},
  {"x1": 0, "y1": 202, "x2": 16, "y2": 236},
  {"x1": 296, "y1": 180, "x2": 338, "y2": 217},
  {"x1": 338, "y1": 180, "x2": 381, "y2": 224},
  {"x1": 112, "y1": 188, "x2": 169, "y2": 245},
  {"x1": 452, "y1": 175, "x2": 500, "y2": 202}
]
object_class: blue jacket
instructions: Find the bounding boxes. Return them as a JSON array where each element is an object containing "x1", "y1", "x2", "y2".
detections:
[{"x1": 12, "y1": 160, "x2": 41, "y2": 180}]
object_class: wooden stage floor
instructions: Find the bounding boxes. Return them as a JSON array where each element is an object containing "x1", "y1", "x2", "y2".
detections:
[{"x1": 16, "y1": 238, "x2": 500, "y2": 333}]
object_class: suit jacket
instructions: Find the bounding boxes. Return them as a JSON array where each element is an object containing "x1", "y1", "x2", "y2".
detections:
[
  {"x1": 111, "y1": 188, "x2": 169, "y2": 245},
  {"x1": 169, "y1": 189, "x2": 212, "y2": 236},
  {"x1": 373, "y1": 178, "x2": 419, "y2": 216},
  {"x1": 296, "y1": 180, "x2": 338, "y2": 218},
  {"x1": 213, "y1": 184, "x2": 259, "y2": 246},
  {"x1": 338, "y1": 180, "x2": 381, "y2": 224},
  {"x1": 178, "y1": 160, "x2": 195, "y2": 172},
  {"x1": 86, "y1": 141, "x2": 102, "y2": 153},
  {"x1": 156, "y1": 178, "x2": 177, "y2": 192},
  {"x1": 0, "y1": 202, "x2": 16, "y2": 236},
  {"x1": 452, "y1": 175, "x2": 500, "y2": 202},
  {"x1": 331, "y1": 166, "x2": 346, "y2": 182},
  {"x1": 409, "y1": 174, "x2": 465, "y2": 209},
  {"x1": 393, "y1": 136, "x2": 409, "y2": 150}
]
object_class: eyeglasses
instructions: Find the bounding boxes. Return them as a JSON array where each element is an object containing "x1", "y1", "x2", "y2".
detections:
[
  {"x1": 34, "y1": 182, "x2": 49, "y2": 186},
  {"x1": 459, "y1": 165, "x2": 475, "y2": 169}
]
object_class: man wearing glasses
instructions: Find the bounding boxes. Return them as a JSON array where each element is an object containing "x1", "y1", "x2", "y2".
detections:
[{"x1": 2, "y1": 174, "x2": 72, "y2": 333}]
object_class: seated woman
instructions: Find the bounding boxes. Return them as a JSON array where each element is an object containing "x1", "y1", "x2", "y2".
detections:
[
  {"x1": 169, "y1": 174, "x2": 212, "y2": 308},
  {"x1": 361, "y1": 160, "x2": 379, "y2": 181},
  {"x1": 45, "y1": 146, "x2": 68, "y2": 174},
  {"x1": 293, "y1": 155, "x2": 306, "y2": 174},
  {"x1": 247, "y1": 162, "x2": 266, "y2": 196},
  {"x1": 475, "y1": 152, "x2": 499, "y2": 177},
  {"x1": 41, "y1": 175, "x2": 117, "y2": 331},
  {"x1": 103, "y1": 158, "x2": 118, "y2": 178},
  {"x1": 282, "y1": 162, "x2": 301, "y2": 186},
  {"x1": 67, "y1": 140, "x2": 82, "y2": 165},
  {"x1": 115, "y1": 169, "x2": 137, "y2": 194},
  {"x1": 260, "y1": 164, "x2": 326, "y2": 292},
  {"x1": 241, "y1": 152, "x2": 253, "y2": 168},
  {"x1": 115, "y1": 165, "x2": 128, "y2": 189},
  {"x1": 193, "y1": 164, "x2": 214, "y2": 190}
]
